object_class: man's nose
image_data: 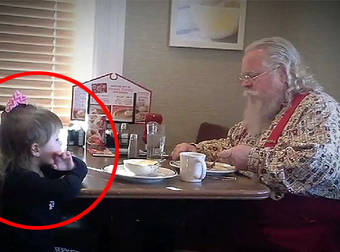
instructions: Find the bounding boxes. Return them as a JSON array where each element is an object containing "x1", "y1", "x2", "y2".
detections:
[{"x1": 241, "y1": 80, "x2": 252, "y2": 88}]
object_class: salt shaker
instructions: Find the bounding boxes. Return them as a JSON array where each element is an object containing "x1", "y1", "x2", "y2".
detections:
[{"x1": 128, "y1": 134, "x2": 138, "y2": 159}]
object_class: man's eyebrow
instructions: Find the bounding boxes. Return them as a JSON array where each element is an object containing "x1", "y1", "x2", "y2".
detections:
[{"x1": 241, "y1": 71, "x2": 259, "y2": 75}]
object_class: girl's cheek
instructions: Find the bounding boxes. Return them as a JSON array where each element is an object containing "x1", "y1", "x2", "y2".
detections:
[
  {"x1": 58, "y1": 143, "x2": 66, "y2": 153},
  {"x1": 53, "y1": 153, "x2": 61, "y2": 160}
]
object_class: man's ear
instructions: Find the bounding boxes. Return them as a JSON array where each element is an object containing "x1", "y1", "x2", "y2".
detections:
[
  {"x1": 278, "y1": 65, "x2": 288, "y2": 84},
  {"x1": 31, "y1": 143, "x2": 41, "y2": 157}
]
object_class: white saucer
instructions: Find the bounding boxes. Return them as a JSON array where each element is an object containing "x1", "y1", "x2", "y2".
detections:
[
  {"x1": 103, "y1": 165, "x2": 177, "y2": 183},
  {"x1": 169, "y1": 160, "x2": 235, "y2": 175}
]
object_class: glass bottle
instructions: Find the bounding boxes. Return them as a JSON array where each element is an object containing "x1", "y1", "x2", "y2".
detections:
[
  {"x1": 119, "y1": 123, "x2": 129, "y2": 148},
  {"x1": 128, "y1": 134, "x2": 138, "y2": 159}
]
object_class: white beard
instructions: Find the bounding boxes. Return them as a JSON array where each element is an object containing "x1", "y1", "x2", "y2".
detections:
[{"x1": 243, "y1": 89, "x2": 284, "y2": 137}]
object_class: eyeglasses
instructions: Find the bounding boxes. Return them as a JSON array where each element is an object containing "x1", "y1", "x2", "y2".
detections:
[{"x1": 239, "y1": 67, "x2": 278, "y2": 82}]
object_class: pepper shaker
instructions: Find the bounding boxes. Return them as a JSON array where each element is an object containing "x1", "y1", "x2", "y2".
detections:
[{"x1": 128, "y1": 134, "x2": 138, "y2": 159}]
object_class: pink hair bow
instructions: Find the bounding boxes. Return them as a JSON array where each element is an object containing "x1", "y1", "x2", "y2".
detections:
[{"x1": 5, "y1": 91, "x2": 28, "y2": 112}]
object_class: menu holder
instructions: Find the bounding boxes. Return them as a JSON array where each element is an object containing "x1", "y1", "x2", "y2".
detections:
[
  {"x1": 71, "y1": 73, "x2": 152, "y2": 156},
  {"x1": 70, "y1": 73, "x2": 152, "y2": 123}
]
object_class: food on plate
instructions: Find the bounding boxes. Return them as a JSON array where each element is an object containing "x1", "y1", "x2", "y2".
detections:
[
  {"x1": 206, "y1": 161, "x2": 235, "y2": 171},
  {"x1": 131, "y1": 160, "x2": 158, "y2": 166},
  {"x1": 169, "y1": 160, "x2": 235, "y2": 173},
  {"x1": 123, "y1": 159, "x2": 159, "y2": 176}
]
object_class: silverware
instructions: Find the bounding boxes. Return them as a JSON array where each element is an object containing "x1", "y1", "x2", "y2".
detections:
[
  {"x1": 222, "y1": 176, "x2": 237, "y2": 181},
  {"x1": 209, "y1": 155, "x2": 219, "y2": 168},
  {"x1": 210, "y1": 176, "x2": 237, "y2": 181}
]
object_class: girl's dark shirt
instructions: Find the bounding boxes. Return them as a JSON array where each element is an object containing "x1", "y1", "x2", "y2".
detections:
[{"x1": 1, "y1": 156, "x2": 87, "y2": 251}]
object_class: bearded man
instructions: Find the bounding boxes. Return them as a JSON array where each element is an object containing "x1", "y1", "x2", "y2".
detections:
[{"x1": 171, "y1": 37, "x2": 340, "y2": 200}]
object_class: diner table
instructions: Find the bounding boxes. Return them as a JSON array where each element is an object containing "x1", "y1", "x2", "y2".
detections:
[
  {"x1": 61, "y1": 147, "x2": 339, "y2": 252},
  {"x1": 60, "y1": 146, "x2": 272, "y2": 251},
  {"x1": 69, "y1": 147, "x2": 271, "y2": 200}
]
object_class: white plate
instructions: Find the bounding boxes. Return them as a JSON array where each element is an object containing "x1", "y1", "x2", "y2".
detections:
[
  {"x1": 169, "y1": 160, "x2": 235, "y2": 175},
  {"x1": 103, "y1": 165, "x2": 177, "y2": 183},
  {"x1": 205, "y1": 161, "x2": 236, "y2": 174}
]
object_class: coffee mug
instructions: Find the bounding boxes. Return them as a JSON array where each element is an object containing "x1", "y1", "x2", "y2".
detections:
[{"x1": 179, "y1": 152, "x2": 207, "y2": 182}]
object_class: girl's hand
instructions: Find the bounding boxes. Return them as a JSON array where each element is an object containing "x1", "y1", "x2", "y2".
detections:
[{"x1": 52, "y1": 151, "x2": 75, "y2": 171}]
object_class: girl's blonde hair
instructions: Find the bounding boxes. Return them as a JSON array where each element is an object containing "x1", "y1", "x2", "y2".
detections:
[
  {"x1": 0, "y1": 104, "x2": 62, "y2": 173},
  {"x1": 245, "y1": 37, "x2": 322, "y2": 103}
]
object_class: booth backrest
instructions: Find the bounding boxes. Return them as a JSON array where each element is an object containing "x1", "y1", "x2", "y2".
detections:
[{"x1": 196, "y1": 122, "x2": 229, "y2": 143}]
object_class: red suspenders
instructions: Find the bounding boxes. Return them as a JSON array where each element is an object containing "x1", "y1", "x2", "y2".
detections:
[{"x1": 264, "y1": 93, "x2": 309, "y2": 148}]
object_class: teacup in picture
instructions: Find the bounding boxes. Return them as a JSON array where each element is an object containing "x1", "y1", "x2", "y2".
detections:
[
  {"x1": 169, "y1": 0, "x2": 247, "y2": 50},
  {"x1": 179, "y1": 152, "x2": 207, "y2": 182}
]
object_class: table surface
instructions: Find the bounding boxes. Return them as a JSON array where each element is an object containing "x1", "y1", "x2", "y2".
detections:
[{"x1": 70, "y1": 147, "x2": 271, "y2": 200}]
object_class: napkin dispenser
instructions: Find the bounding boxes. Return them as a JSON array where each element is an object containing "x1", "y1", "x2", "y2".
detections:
[
  {"x1": 67, "y1": 127, "x2": 85, "y2": 146},
  {"x1": 105, "y1": 122, "x2": 129, "y2": 155}
]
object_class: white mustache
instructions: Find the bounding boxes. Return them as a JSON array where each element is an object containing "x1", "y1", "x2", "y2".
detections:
[{"x1": 243, "y1": 89, "x2": 259, "y2": 97}]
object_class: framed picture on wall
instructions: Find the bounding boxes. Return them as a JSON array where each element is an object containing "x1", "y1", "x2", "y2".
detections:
[{"x1": 169, "y1": 0, "x2": 247, "y2": 50}]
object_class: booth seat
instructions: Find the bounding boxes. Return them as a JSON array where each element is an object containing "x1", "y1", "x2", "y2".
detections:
[{"x1": 234, "y1": 194, "x2": 340, "y2": 252}]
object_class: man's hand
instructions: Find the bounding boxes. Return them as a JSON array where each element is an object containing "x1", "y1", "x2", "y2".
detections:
[
  {"x1": 217, "y1": 145, "x2": 251, "y2": 171},
  {"x1": 52, "y1": 151, "x2": 75, "y2": 171},
  {"x1": 171, "y1": 143, "x2": 197, "y2": 160}
]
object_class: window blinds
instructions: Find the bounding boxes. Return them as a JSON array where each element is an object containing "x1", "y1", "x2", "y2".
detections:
[{"x1": 0, "y1": 0, "x2": 75, "y2": 124}]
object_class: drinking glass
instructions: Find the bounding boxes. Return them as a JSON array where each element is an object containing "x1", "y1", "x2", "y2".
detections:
[{"x1": 146, "y1": 122, "x2": 166, "y2": 160}]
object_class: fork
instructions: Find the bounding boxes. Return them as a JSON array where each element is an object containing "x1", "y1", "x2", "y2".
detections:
[
  {"x1": 209, "y1": 155, "x2": 218, "y2": 168},
  {"x1": 213, "y1": 153, "x2": 219, "y2": 164}
]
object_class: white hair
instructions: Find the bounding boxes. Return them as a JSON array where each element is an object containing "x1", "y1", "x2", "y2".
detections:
[{"x1": 245, "y1": 37, "x2": 322, "y2": 103}]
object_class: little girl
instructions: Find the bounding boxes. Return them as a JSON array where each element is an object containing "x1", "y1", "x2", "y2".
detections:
[{"x1": 0, "y1": 91, "x2": 88, "y2": 251}]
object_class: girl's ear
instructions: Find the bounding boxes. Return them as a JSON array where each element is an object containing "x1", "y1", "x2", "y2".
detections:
[{"x1": 31, "y1": 143, "x2": 41, "y2": 157}]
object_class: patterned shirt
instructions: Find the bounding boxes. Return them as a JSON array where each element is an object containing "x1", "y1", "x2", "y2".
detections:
[{"x1": 196, "y1": 91, "x2": 340, "y2": 200}]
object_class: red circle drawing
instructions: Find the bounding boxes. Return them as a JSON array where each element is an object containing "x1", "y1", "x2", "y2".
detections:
[{"x1": 0, "y1": 71, "x2": 119, "y2": 230}]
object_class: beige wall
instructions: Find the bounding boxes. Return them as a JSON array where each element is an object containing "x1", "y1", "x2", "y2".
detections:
[{"x1": 123, "y1": 0, "x2": 340, "y2": 152}]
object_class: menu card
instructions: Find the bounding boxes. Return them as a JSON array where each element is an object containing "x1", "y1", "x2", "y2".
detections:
[{"x1": 70, "y1": 85, "x2": 87, "y2": 121}]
